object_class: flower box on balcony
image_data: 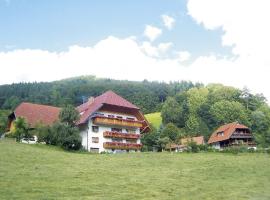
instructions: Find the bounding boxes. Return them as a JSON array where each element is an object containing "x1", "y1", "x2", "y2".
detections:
[
  {"x1": 103, "y1": 142, "x2": 142, "y2": 150},
  {"x1": 103, "y1": 131, "x2": 140, "y2": 139},
  {"x1": 93, "y1": 116, "x2": 143, "y2": 128}
]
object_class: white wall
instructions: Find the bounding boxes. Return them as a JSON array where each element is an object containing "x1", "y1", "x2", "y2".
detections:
[
  {"x1": 80, "y1": 110, "x2": 141, "y2": 153},
  {"x1": 212, "y1": 142, "x2": 221, "y2": 150}
]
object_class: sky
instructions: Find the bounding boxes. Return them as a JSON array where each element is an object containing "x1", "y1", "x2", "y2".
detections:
[{"x1": 0, "y1": 0, "x2": 270, "y2": 101}]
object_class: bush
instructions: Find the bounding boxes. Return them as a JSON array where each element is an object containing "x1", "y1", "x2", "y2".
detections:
[
  {"x1": 221, "y1": 146, "x2": 249, "y2": 154},
  {"x1": 187, "y1": 141, "x2": 199, "y2": 153},
  {"x1": 62, "y1": 133, "x2": 82, "y2": 150}
]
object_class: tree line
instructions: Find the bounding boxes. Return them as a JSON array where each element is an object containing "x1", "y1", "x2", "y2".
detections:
[
  {"x1": 147, "y1": 84, "x2": 270, "y2": 149},
  {"x1": 0, "y1": 75, "x2": 200, "y2": 114}
]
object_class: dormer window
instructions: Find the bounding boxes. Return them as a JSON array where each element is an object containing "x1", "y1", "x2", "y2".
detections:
[
  {"x1": 108, "y1": 114, "x2": 114, "y2": 118},
  {"x1": 217, "y1": 131, "x2": 224, "y2": 136}
]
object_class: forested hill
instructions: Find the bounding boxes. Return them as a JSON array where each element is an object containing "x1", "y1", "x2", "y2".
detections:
[{"x1": 0, "y1": 75, "x2": 201, "y2": 113}]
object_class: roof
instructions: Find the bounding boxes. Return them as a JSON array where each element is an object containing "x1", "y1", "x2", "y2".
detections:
[
  {"x1": 181, "y1": 136, "x2": 205, "y2": 145},
  {"x1": 77, "y1": 90, "x2": 139, "y2": 125},
  {"x1": 208, "y1": 122, "x2": 250, "y2": 144},
  {"x1": 166, "y1": 136, "x2": 205, "y2": 150},
  {"x1": 14, "y1": 102, "x2": 60, "y2": 127}
]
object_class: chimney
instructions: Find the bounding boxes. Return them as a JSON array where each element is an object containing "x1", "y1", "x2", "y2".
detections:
[{"x1": 87, "y1": 97, "x2": 94, "y2": 106}]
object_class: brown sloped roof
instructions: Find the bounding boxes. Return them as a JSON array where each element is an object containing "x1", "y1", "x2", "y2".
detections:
[
  {"x1": 77, "y1": 90, "x2": 139, "y2": 125},
  {"x1": 181, "y1": 136, "x2": 205, "y2": 145},
  {"x1": 166, "y1": 136, "x2": 205, "y2": 150},
  {"x1": 14, "y1": 102, "x2": 60, "y2": 127},
  {"x1": 208, "y1": 122, "x2": 249, "y2": 144}
]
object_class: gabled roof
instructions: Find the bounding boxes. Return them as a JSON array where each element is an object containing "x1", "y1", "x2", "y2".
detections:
[
  {"x1": 13, "y1": 102, "x2": 60, "y2": 127},
  {"x1": 208, "y1": 122, "x2": 250, "y2": 144},
  {"x1": 181, "y1": 136, "x2": 205, "y2": 145},
  {"x1": 77, "y1": 90, "x2": 139, "y2": 125},
  {"x1": 166, "y1": 136, "x2": 205, "y2": 150}
]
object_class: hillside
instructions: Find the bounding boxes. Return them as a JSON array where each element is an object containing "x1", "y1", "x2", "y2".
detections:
[
  {"x1": 0, "y1": 75, "x2": 199, "y2": 114},
  {"x1": 145, "y1": 112, "x2": 162, "y2": 129},
  {"x1": 1, "y1": 139, "x2": 270, "y2": 200}
]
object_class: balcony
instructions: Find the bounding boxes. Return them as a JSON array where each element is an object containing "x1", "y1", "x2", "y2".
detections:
[
  {"x1": 103, "y1": 142, "x2": 142, "y2": 150},
  {"x1": 93, "y1": 116, "x2": 143, "y2": 128},
  {"x1": 228, "y1": 141, "x2": 256, "y2": 146},
  {"x1": 231, "y1": 133, "x2": 253, "y2": 139},
  {"x1": 103, "y1": 131, "x2": 140, "y2": 139}
]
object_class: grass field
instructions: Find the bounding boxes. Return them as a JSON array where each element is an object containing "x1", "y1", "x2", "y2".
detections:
[
  {"x1": 145, "y1": 112, "x2": 162, "y2": 129},
  {"x1": 1, "y1": 139, "x2": 270, "y2": 200}
]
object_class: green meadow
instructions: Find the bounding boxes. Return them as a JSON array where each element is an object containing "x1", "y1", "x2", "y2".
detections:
[
  {"x1": 145, "y1": 112, "x2": 162, "y2": 129},
  {"x1": 0, "y1": 139, "x2": 270, "y2": 200}
]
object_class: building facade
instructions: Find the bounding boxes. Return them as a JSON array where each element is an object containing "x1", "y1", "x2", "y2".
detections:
[
  {"x1": 77, "y1": 91, "x2": 150, "y2": 153},
  {"x1": 7, "y1": 91, "x2": 150, "y2": 153},
  {"x1": 208, "y1": 122, "x2": 256, "y2": 150}
]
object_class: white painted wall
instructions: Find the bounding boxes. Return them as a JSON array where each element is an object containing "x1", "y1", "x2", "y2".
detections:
[
  {"x1": 212, "y1": 142, "x2": 221, "y2": 150},
  {"x1": 80, "y1": 110, "x2": 141, "y2": 153}
]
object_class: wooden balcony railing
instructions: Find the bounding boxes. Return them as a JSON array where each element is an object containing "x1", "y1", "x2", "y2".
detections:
[
  {"x1": 231, "y1": 133, "x2": 253, "y2": 138},
  {"x1": 103, "y1": 131, "x2": 140, "y2": 139},
  {"x1": 228, "y1": 141, "x2": 256, "y2": 146},
  {"x1": 93, "y1": 116, "x2": 143, "y2": 128},
  {"x1": 103, "y1": 142, "x2": 142, "y2": 150}
]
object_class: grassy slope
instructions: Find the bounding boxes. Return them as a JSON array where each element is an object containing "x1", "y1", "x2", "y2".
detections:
[
  {"x1": 145, "y1": 112, "x2": 162, "y2": 129},
  {"x1": 1, "y1": 139, "x2": 270, "y2": 200}
]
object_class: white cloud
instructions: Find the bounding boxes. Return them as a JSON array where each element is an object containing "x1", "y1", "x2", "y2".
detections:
[
  {"x1": 186, "y1": 0, "x2": 270, "y2": 101},
  {"x1": 144, "y1": 25, "x2": 162, "y2": 42},
  {"x1": 141, "y1": 42, "x2": 172, "y2": 57},
  {"x1": 161, "y1": 15, "x2": 175, "y2": 30},
  {"x1": 177, "y1": 51, "x2": 191, "y2": 62},
  {"x1": 0, "y1": 36, "x2": 184, "y2": 84},
  {"x1": 1, "y1": 0, "x2": 270, "y2": 103}
]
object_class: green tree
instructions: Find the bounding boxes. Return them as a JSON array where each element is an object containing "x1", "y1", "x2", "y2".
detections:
[
  {"x1": 158, "y1": 137, "x2": 171, "y2": 151},
  {"x1": 141, "y1": 125, "x2": 160, "y2": 151},
  {"x1": 161, "y1": 97, "x2": 183, "y2": 127},
  {"x1": 2, "y1": 96, "x2": 20, "y2": 110},
  {"x1": 59, "y1": 105, "x2": 80, "y2": 126},
  {"x1": 0, "y1": 110, "x2": 9, "y2": 136},
  {"x1": 207, "y1": 84, "x2": 241, "y2": 104},
  {"x1": 210, "y1": 100, "x2": 249, "y2": 125},
  {"x1": 161, "y1": 123, "x2": 180, "y2": 142},
  {"x1": 186, "y1": 87, "x2": 209, "y2": 114},
  {"x1": 185, "y1": 114, "x2": 200, "y2": 134},
  {"x1": 13, "y1": 117, "x2": 32, "y2": 142}
]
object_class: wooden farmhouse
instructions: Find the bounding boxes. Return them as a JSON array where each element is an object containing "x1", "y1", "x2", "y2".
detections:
[{"x1": 208, "y1": 122, "x2": 256, "y2": 149}]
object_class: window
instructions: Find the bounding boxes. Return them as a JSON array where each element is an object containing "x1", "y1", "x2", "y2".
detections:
[
  {"x1": 126, "y1": 129, "x2": 135, "y2": 133},
  {"x1": 108, "y1": 114, "x2": 115, "y2": 118},
  {"x1": 111, "y1": 128, "x2": 122, "y2": 132},
  {"x1": 217, "y1": 131, "x2": 224, "y2": 136},
  {"x1": 112, "y1": 138, "x2": 123, "y2": 142},
  {"x1": 116, "y1": 116, "x2": 123, "y2": 119},
  {"x1": 90, "y1": 148, "x2": 99, "y2": 153},
  {"x1": 92, "y1": 126, "x2": 99, "y2": 133},
  {"x1": 95, "y1": 112, "x2": 104, "y2": 116},
  {"x1": 92, "y1": 137, "x2": 99, "y2": 143},
  {"x1": 126, "y1": 117, "x2": 135, "y2": 121}
]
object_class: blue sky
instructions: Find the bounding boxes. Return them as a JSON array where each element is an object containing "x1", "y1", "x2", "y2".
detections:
[
  {"x1": 0, "y1": 0, "x2": 270, "y2": 101},
  {"x1": 0, "y1": 0, "x2": 230, "y2": 57}
]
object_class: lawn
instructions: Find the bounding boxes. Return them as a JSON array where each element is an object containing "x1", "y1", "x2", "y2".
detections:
[
  {"x1": 0, "y1": 139, "x2": 270, "y2": 200},
  {"x1": 145, "y1": 112, "x2": 162, "y2": 129}
]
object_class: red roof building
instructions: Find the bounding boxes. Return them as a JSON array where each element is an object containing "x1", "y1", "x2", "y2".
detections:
[
  {"x1": 8, "y1": 102, "x2": 60, "y2": 130},
  {"x1": 77, "y1": 90, "x2": 150, "y2": 153},
  {"x1": 166, "y1": 136, "x2": 205, "y2": 152},
  {"x1": 208, "y1": 122, "x2": 256, "y2": 149},
  {"x1": 8, "y1": 91, "x2": 150, "y2": 153}
]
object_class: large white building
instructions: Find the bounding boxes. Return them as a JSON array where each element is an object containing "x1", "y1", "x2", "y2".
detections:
[{"x1": 76, "y1": 91, "x2": 150, "y2": 153}]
